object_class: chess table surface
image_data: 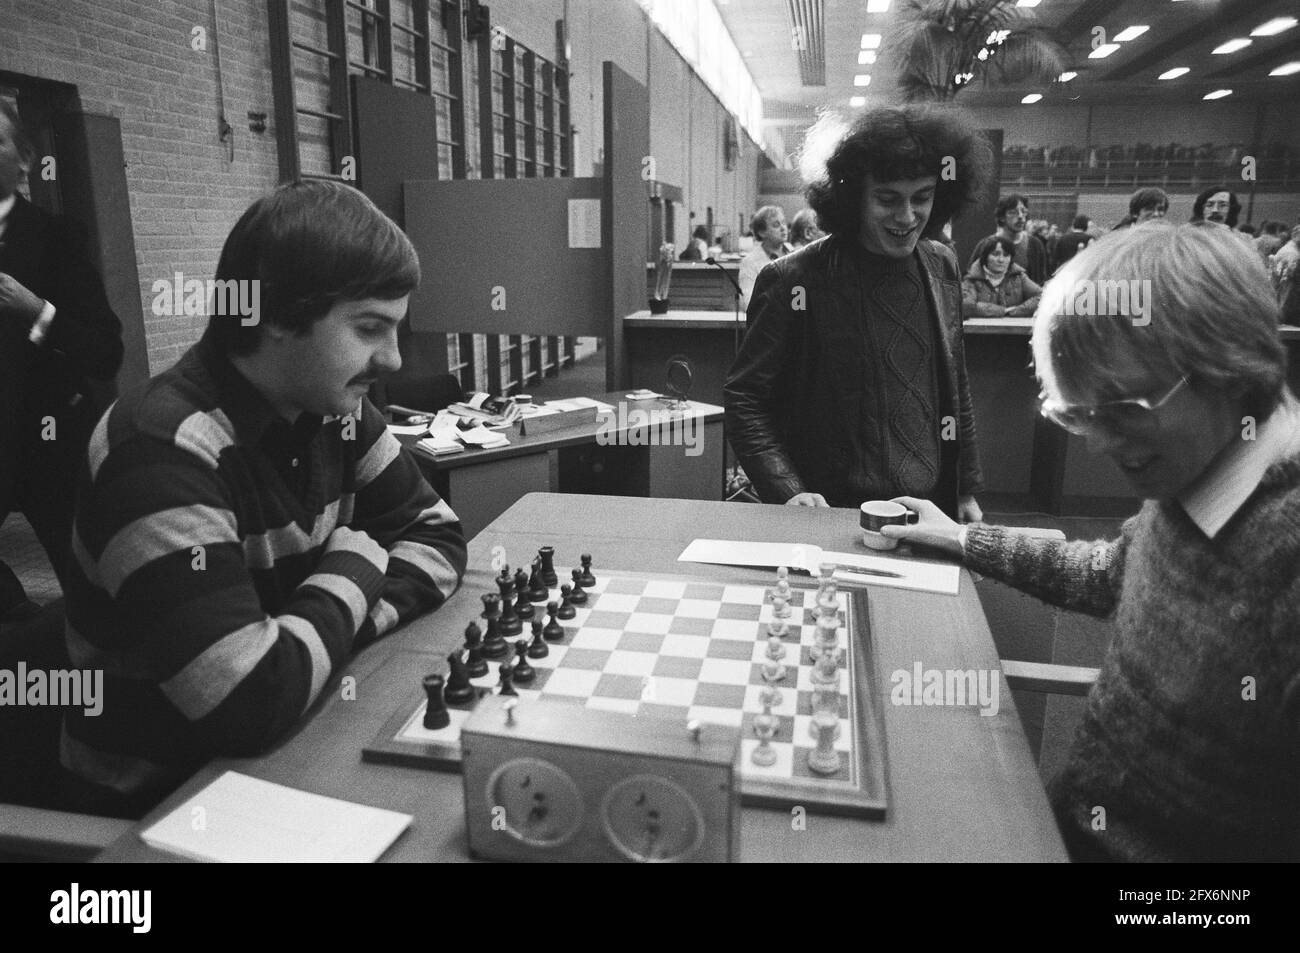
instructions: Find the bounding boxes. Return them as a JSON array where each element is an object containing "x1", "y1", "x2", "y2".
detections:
[{"x1": 95, "y1": 494, "x2": 1067, "y2": 863}]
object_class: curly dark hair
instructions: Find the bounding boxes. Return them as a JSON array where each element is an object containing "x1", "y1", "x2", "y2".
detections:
[
  {"x1": 804, "y1": 104, "x2": 992, "y2": 241},
  {"x1": 1191, "y1": 186, "x2": 1241, "y2": 228}
]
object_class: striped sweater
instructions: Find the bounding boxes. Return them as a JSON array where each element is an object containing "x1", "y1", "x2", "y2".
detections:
[{"x1": 61, "y1": 333, "x2": 467, "y2": 808}]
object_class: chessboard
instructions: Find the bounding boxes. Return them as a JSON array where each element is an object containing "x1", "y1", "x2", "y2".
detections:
[{"x1": 364, "y1": 555, "x2": 889, "y2": 818}]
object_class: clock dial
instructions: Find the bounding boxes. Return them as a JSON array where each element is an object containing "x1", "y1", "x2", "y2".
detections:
[
  {"x1": 487, "y1": 757, "x2": 585, "y2": 846},
  {"x1": 601, "y1": 775, "x2": 705, "y2": 862}
]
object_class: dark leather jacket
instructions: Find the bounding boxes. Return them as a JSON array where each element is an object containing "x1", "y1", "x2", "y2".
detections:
[{"x1": 724, "y1": 236, "x2": 982, "y2": 516}]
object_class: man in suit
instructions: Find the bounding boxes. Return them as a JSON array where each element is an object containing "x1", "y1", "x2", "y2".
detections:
[
  {"x1": 0, "y1": 99, "x2": 123, "y2": 620},
  {"x1": 725, "y1": 104, "x2": 989, "y2": 521}
]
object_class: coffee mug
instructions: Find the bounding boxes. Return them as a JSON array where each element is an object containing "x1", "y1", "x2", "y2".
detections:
[{"x1": 859, "y1": 500, "x2": 918, "y2": 550}]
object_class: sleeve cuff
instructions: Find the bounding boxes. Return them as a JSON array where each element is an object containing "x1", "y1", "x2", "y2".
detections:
[
  {"x1": 957, "y1": 524, "x2": 970, "y2": 555},
  {"x1": 27, "y1": 301, "x2": 56, "y2": 345}
]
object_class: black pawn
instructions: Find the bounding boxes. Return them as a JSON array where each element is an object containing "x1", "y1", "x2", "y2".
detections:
[
  {"x1": 528, "y1": 558, "x2": 548, "y2": 603},
  {"x1": 514, "y1": 568, "x2": 535, "y2": 620},
  {"x1": 543, "y1": 601, "x2": 565, "y2": 641},
  {"x1": 569, "y1": 568, "x2": 588, "y2": 605},
  {"x1": 482, "y1": 615, "x2": 509, "y2": 660},
  {"x1": 497, "y1": 663, "x2": 518, "y2": 697},
  {"x1": 463, "y1": 622, "x2": 489, "y2": 678},
  {"x1": 578, "y1": 553, "x2": 596, "y2": 588},
  {"x1": 481, "y1": 592, "x2": 501, "y2": 621},
  {"x1": 527, "y1": 619, "x2": 549, "y2": 659},
  {"x1": 557, "y1": 584, "x2": 576, "y2": 620},
  {"x1": 422, "y1": 674, "x2": 450, "y2": 730},
  {"x1": 538, "y1": 545, "x2": 558, "y2": 588},
  {"x1": 498, "y1": 576, "x2": 522, "y2": 636},
  {"x1": 511, "y1": 640, "x2": 535, "y2": 683},
  {"x1": 445, "y1": 652, "x2": 476, "y2": 705}
]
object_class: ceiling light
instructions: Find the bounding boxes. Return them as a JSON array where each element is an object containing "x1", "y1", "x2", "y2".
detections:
[
  {"x1": 858, "y1": 50, "x2": 877, "y2": 65},
  {"x1": 861, "y1": 33, "x2": 882, "y2": 49},
  {"x1": 866, "y1": 0, "x2": 891, "y2": 12},
  {"x1": 1114, "y1": 26, "x2": 1149, "y2": 42},
  {"x1": 1058, "y1": 71, "x2": 1077, "y2": 82},
  {"x1": 1021, "y1": 93, "x2": 1043, "y2": 104},
  {"x1": 1269, "y1": 62, "x2": 1300, "y2": 76},
  {"x1": 1251, "y1": 17, "x2": 1297, "y2": 37},
  {"x1": 1016, "y1": 0, "x2": 1042, "y2": 7},
  {"x1": 854, "y1": 74, "x2": 872, "y2": 87},
  {"x1": 850, "y1": 96, "x2": 867, "y2": 107},
  {"x1": 1203, "y1": 89, "x2": 1232, "y2": 99},
  {"x1": 1158, "y1": 67, "x2": 1189, "y2": 79},
  {"x1": 1212, "y1": 38, "x2": 1252, "y2": 54},
  {"x1": 1088, "y1": 44, "x2": 1120, "y2": 58}
]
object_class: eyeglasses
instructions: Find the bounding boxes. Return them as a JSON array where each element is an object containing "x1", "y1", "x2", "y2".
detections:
[{"x1": 1039, "y1": 376, "x2": 1189, "y2": 436}]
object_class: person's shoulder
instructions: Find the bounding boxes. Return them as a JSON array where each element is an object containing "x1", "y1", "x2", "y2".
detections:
[{"x1": 917, "y1": 238, "x2": 960, "y2": 277}]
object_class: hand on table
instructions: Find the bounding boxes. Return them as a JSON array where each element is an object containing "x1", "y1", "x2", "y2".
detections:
[
  {"x1": 881, "y1": 496, "x2": 964, "y2": 559},
  {"x1": 0, "y1": 273, "x2": 45, "y2": 324},
  {"x1": 325, "y1": 526, "x2": 389, "y2": 575},
  {"x1": 785, "y1": 492, "x2": 829, "y2": 507}
]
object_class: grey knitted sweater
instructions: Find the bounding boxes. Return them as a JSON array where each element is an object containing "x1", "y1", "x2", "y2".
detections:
[{"x1": 964, "y1": 456, "x2": 1300, "y2": 861}]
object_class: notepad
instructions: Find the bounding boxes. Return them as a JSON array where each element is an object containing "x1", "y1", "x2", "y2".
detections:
[{"x1": 139, "y1": 771, "x2": 412, "y2": 863}]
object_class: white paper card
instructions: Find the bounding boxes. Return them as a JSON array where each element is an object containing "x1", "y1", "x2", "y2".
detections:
[
  {"x1": 568, "y1": 198, "x2": 602, "y2": 248},
  {"x1": 140, "y1": 772, "x2": 412, "y2": 863}
]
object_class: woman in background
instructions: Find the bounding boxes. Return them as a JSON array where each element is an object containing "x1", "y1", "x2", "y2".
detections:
[{"x1": 962, "y1": 234, "x2": 1042, "y2": 317}]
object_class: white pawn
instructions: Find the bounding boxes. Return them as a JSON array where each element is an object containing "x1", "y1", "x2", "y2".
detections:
[
  {"x1": 768, "y1": 618, "x2": 790, "y2": 640},
  {"x1": 773, "y1": 566, "x2": 793, "y2": 601},
  {"x1": 766, "y1": 633, "x2": 787, "y2": 662},
  {"x1": 751, "y1": 702, "x2": 778, "y2": 767},
  {"x1": 771, "y1": 594, "x2": 791, "y2": 620},
  {"x1": 807, "y1": 713, "x2": 842, "y2": 775}
]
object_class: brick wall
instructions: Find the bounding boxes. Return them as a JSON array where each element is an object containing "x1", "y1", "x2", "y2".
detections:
[{"x1": 1, "y1": 0, "x2": 281, "y2": 373}]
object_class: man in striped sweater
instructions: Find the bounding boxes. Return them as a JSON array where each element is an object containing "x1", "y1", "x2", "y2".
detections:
[{"x1": 61, "y1": 181, "x2": 468, "y2": 815}]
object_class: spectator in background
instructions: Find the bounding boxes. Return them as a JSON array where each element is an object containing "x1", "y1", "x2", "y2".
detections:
[
  {"x1": 1191, "y1": 187, "x2": 1241, "y2": 228},
  {"x1": 737, "y1": 205, "x2": 791, "y2": 311},
  {"x1": 1273, "y1": 224, "x2": 1300, "y2": 324},
  {"x1": 1130, "y1": 187, "x2": 1168, "y2": 223},
  {"x1": 1255, "y1": 221, "x2": 1289, "y2": 263},
  {"x1": 1053, "y1": 215, "x2": 1094, "y2": 273},
  {"x1": 962, "y1": 235, "x2": 1042, "y2": 317},
  {"x1": 679, "y1": 225, "x2": 710, "y2": 261},
  {"x1": 989, "y1": 193, "x2": 1049, "y2": 284},
  {"x1": 788, "y1": 209, "x2": 824, "y2": 249}
]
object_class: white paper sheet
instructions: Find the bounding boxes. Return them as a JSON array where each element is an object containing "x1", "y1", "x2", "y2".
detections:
[
  {"x1": 386, "y1": 423, "x2": 430, "y2": 436},
  {"x1": 139, "y1": 772, "x2": 412, "y2": 863},
  {"x1": 677, "y1": 539, "x2": 960, "y2": 595}
]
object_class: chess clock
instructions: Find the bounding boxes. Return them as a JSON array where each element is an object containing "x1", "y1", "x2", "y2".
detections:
[{"x1": 461, "y1": 695, "x2": 741, "y2": 862}]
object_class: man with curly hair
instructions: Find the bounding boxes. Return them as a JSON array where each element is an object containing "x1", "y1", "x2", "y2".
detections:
[{"x1": 725, "y1": 104, "x2": 990, "y2": 520}]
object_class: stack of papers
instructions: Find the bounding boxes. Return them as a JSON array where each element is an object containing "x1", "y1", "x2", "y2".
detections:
[{"x1": 140, "y1": 772, "x2": 412, "y2": 863}]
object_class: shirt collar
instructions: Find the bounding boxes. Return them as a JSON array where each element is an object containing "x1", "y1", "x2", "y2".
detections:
[
  {"x1": 1178, "y1": 391, "x2": 1300, "y2": 538},
  {"x1": 194, "y1": 329, "x2": 323, "y2": 448}
]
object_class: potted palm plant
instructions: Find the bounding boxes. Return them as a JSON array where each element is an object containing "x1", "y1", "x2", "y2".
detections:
[{"x1": 885, "y1": 0, "x2": 1067, "y2": 102}]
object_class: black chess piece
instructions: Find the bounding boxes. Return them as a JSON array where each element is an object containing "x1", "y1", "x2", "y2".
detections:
[
  {"x1": 569, "y1": 568, "x2": 588, "y2": 605},
  {"x1": 543, "y1": 601, "x2": 565, "y2": 641},
  {"x1": 482, "y1": 615, "x2": 509, "y2": 660},
  {"x1": 578, "y1": 553, "x2": 596, "y2": 588},
  {"x1": 422, "y1": 674, "x2": 450, "y2": 730},
  {"x1": 527, "y1": 558, "x2": 548, "y2": 603},
  {"x1": 465, "y1": 643, "x2": 489, "y2": 679},
  {"x1": 445, "y1": 652, "x2": 477, "y2": 705},
  {"x1": 498, "y1": 576, "x2": 522, "y2": 636},
  {"x1": 527, "y1": 619, "x2": 549, "y2": 659},
  {"x1": 511, "y1": 640, "x2": 536, "y2": 683},
  {"x1": 557, "y1": 584, "x2": 577, "y2": 620},
  {"x1": 481, "y1": 592, "x2": 501, "y2": 621},
  {"x1": 497, "y1": 663, "x2": 518, "y2": 697},
  {"x1": 514, "y1": 567, "x2": 535, "y2": 620},
  {"x1": 538, "y1": 546, "x2": 558, "y2": 588}
]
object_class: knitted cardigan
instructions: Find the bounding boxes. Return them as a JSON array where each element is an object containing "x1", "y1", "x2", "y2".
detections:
[{"x1": 963, "y1": 456, "x2": 1300, "y2": 862}]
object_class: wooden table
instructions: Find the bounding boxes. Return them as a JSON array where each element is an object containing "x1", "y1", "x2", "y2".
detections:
[
  {"x1": 95, "y1": 494, "x2": 1067, "y2": 863},
  {"x1": 402, "y1": 392, "x2": 725, "y2": 538}
]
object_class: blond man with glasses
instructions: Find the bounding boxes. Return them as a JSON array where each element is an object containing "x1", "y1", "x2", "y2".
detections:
[{"x1": 884, "y1": 222, "x2": 1300, "y2": 862}]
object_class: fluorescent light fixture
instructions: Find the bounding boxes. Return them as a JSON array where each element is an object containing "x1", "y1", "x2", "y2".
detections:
[
  {"x1": 1251, "y1": 17, "x2": 1297, "y2": 37},
  {"x1": 1114, "y1": 26, "x2": 1149, "y2": 42},
  {"x1": 1158, "y1": 67, "x2": 1189, "y2": 79},
  {"x1": 861, "y1": 33, "x2": 882, "y2": 48},
  {"x1": 1203, "y1": 89, "x2": 1232, "y2": 100},
  {"x1": 850, "y1": 96, "x2": 867, "y2": 107},
  {"x1": 1088, "y1": 43, "x2": 1120, "y2": 58},
  {"x1": 1016, "y1": 0, "x2": 1042, "y2": 7},
  {"x1": 854, "y1": 74, "x2": 872, "y2": 87},
  {"x1": 858, "y1": 50, "x2": 877, "y2": 65},
  {"x1": 1212, "y1": 38, "x2": 1251, "y2": 54},
  {"x1": 866, "y1": 0, "x2": 891, "y2": 12},
  {"x1": 1269, "y1": 62, "x2": 1300, "y2": 76},
  {"x1": 1058, "y1": 71, "x2": 1077, "y2": 81},
  {"x1": 1021, "y1": 93, "x2": 1043, "y2": 104}
]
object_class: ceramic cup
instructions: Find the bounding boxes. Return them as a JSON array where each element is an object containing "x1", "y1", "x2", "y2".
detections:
[{"x1": 859, "y1": 500, "x2": 918, "y2": 550}]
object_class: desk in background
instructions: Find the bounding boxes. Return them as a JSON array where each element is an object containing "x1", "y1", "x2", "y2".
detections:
[
  {"x1": 95, "y1": 494, "x2": 1067, "y2": 863},
  {"x1": 402, "y1": 393, "x2": 725, "y2": 538},
  {"x1": 646, "y1": 260, "x2": 741, "y2": 312}
]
